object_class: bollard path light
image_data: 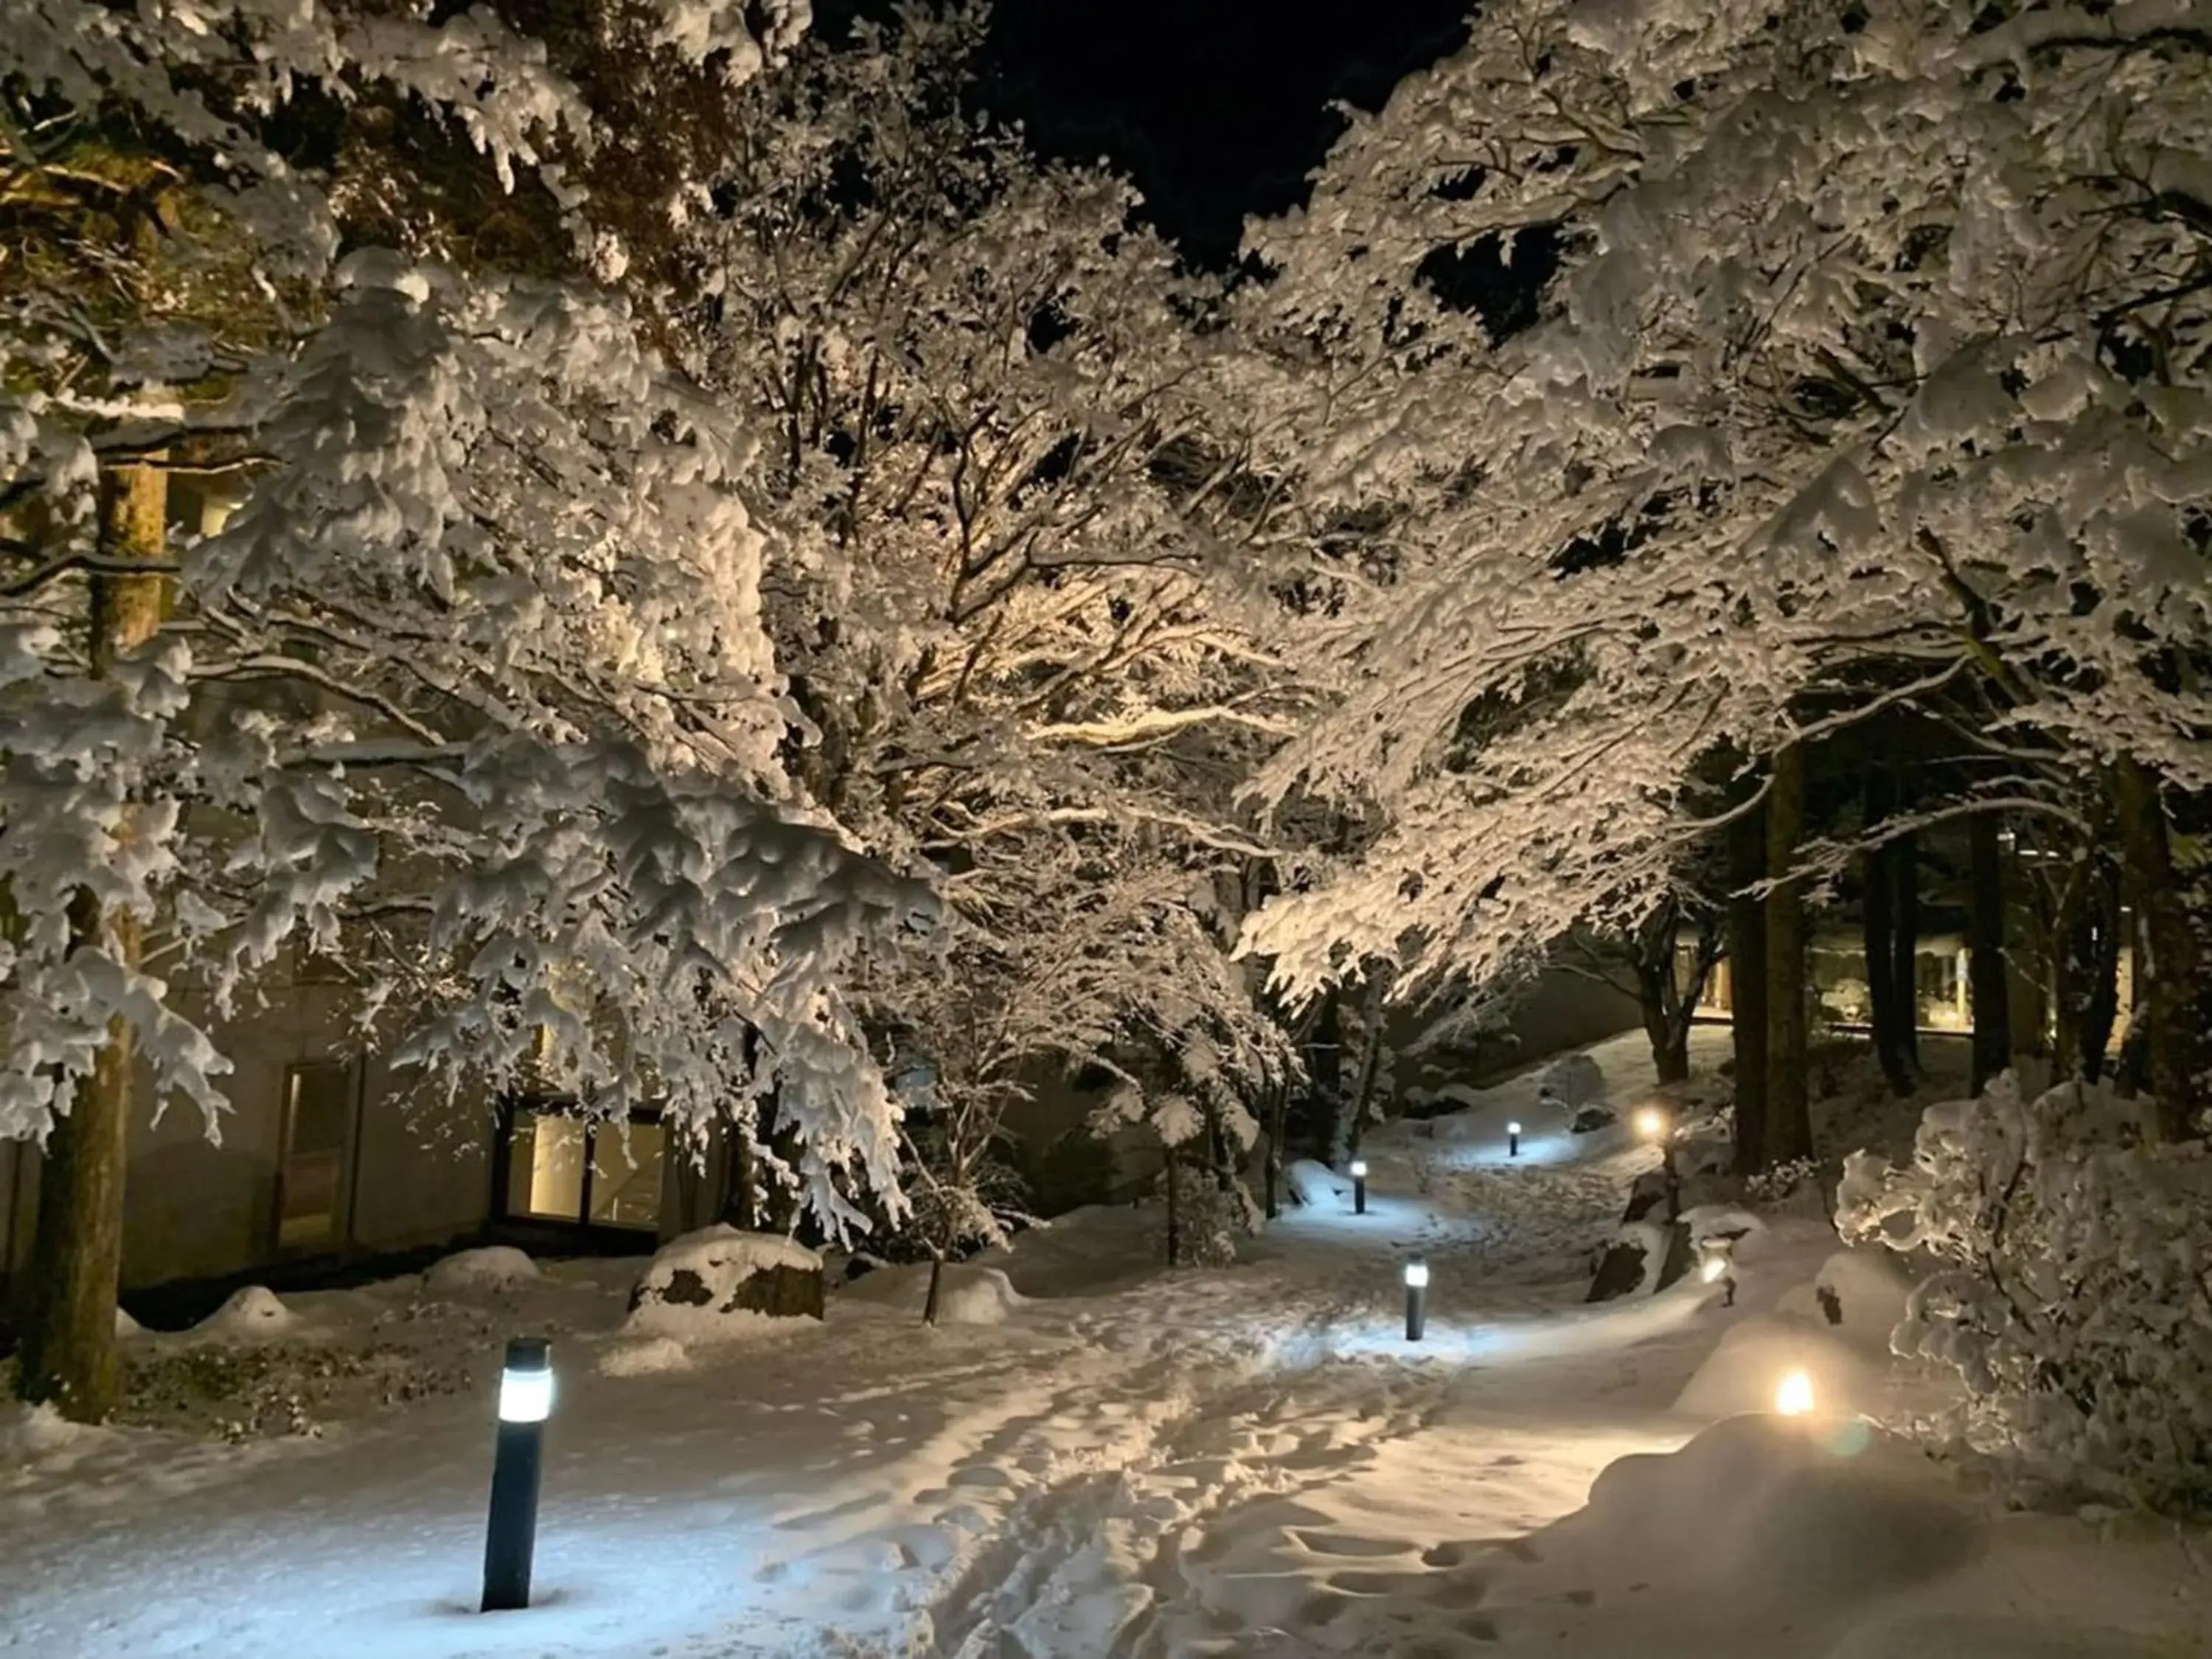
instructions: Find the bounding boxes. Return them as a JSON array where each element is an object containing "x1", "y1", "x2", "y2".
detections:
[
  {"x1": 482, "y1": 1336, "x2": 553, "y2": 1613},
  {"x1": 1403, "y1": 1256, "x2": 1429, "y2": 1343},
  {"x1": 1506, "y1": 1120, "x2": 1521, "y2": 1158},
  {"x1": 1350, "y1": 1158, "x2": 1368, "y2": 1215},
  {"x1": 1775, "y1": 1369, "x2": 1815, "y2": 1417}
]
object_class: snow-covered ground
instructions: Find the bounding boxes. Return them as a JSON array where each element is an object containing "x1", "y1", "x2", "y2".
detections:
[{"x1": 4, "y1": 1029, "x2": 2205, "y2": 1658}]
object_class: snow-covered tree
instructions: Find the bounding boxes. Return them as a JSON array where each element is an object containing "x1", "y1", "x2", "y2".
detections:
[
  {"x1": 1237, "y1": 0, "x2": 2212, "y2": 1136},
  {"x1": 609, "y1": 9, "x2": 1317, "y2": 1138},
  {"x1": 1, "y1": 0, "x2": 939, "y2": 1418},
  {"x1": 1840, "y1": 1076, "x2": 2212, "y2": 1512}
]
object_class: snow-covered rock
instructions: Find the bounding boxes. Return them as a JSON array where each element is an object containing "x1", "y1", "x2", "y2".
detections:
[
  {"x1": 841, "y1": 1262, "x2": 1027, "y2": 1326},
  {"x1": 192, "y1": 1287, "x2": 297, "y2": 1342},
  {"x1": 1284, "y1": 1158, "x2": 1349, "y2": 1208},
  {"x1": 1537, "y1": 1051, "x2": 1606, "y2": 1107},
  {"x1": 1569, "y1": 1102, "x2": 1617, "y2": 1133},
  {"x1": 625, "y1": 1225, "x2": 824, "y2": 1339},
  {"x1": 1534, "y1": 1413, "x2": 1973, "y2": 1617},
  {"x1": 421, "y1": 1245, "x2": 540, "y2": 1298}
]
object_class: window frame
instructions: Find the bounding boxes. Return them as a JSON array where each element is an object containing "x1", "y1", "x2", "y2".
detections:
[
  {"x1": 273, "y1": 1058, "x2": 359, "y2": 1257},
  {"x1": 493, "y1": 1094, "x2": 667, "y2": 1236}
]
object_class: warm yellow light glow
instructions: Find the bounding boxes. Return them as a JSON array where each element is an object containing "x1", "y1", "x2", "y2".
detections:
[
  {"x1": 1775, "y1": 1369, "x2": 1815, "y2": 1416},
  {"x1": 1635, "y1": 1107, "x2": 1666, "y2": 1141},
  {"x1": 1700, "y1": 1255, "x2": 1728, "y2": 1283}
]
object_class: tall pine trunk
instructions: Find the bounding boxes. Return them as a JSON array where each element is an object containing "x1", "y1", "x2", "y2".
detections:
[
  {"x1": 2110, "y1": 757, "x2": 2208, "y2": 1140},
  {"x1": 1860, "y1": 773, "x2": 1913, "y2": 1095},
  {"x1": 2076, "y1": 862, "x2": 2122, "y2": 1082},
  {"x1": 1728, "y1": 792, "x2": 1770, "y2": 1176},
  {"x1": 1764, "y1": 742, "x2": 1813, "y2": 1166},
  {"x1": 15, "y1": 463, "x2": 169, "y2": 1421},
  {"x1": 1967, "y1": 814, "x2": 2013, "y2": 1096},
  {"x1": 1891, "y1": 816, "x2": 1921, "y2": 1081}
]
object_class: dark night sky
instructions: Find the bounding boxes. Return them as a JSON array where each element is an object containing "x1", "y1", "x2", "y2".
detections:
[{"x1": 818, "y1": 1, "x2": 1476, "y2": 267}]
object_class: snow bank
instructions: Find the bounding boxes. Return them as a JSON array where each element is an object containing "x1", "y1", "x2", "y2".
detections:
[
  {"x1": 421, "y1": 1245, "x2": 540, "y2": 1298},
  {"x1": 841, "y1": 1262, "x2": 1027, "y2": 1326},
  {"x1": 0, "y1": 1402, "x2": 115, "y2": 1465},
  {"x1": 1284, "y1": 1158, "x2": 1349, "y2": 1208},
  {"x1": 190, "y1": 1287, "x2": 297, "y2": 1342},
  {"x1": 597, "y1": 1335, "x2": 692, "y2": 1377},
  {"x1": 1548, "y1": 1413, "x2": 1974, "y2": 1615},
  {"x1": 1672, "y1": 1312, "x2": 1880, "y2": 1420},
  {"x1": 625, "y1": 1225, "x2": 824, "y2": 1340},
  {"x1": 1773, "y1": 1248, "x2": 1914, "y2": 1354}
]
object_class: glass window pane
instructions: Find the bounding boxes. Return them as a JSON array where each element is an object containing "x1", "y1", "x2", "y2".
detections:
[
  {"x1": 588, "y1": 1121, "x2": 664, "y2": 1231},
  {"x1": 518, "y1": 1114, "x2": 588, "y2": 1222},
  {"x1": 279, "y1": 1062, "x2": 352, "y2": 1249}
]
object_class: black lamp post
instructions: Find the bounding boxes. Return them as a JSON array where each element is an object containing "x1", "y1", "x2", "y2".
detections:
[
  {"x1": 1350, "y1": 1158, "x2": 1368, "y2": 1214},
  {"x1": 1403, "y1": 1256, "x2": 1428, "y2": 1342},
  {"x1": 481, "y1": 1337, "x2": 552, "y2": 1613}
]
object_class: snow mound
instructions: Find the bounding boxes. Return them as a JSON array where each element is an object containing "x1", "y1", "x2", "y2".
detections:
[
  {"x1": 1672, "y1": 1312, "x2": 1879, "y2": 1420},
  {"x1": 1825, "y1": 1611, "x2": 2174, "y2": 1659},
  {"x1": 1284, "y1": 1158, "x2": 1348, "y2": 1208},
  {"x1": 1537, "y1": 1051, "x2": 1606, "y2": 1107},
  {"x1": 1550, "y1": 1413, "x2": 1974, "y2": 1615},
  {"x1": 422, "y1": 1245, "x2": 540, "y2": 1298},
  {"x1": 1773, "y1": 1248, "x2": 1914, "y2": 1354},
  {"x1": 843, "y1": 1262, "x2": 1026, "y2": 1326},
  {"x1": 192, "y1": 1286, "x2": 297, "y2": 1342},
  {"x1": 0, "y1": 1402, "x2": 114, "y2": 1464},
  {"x1": 625, "y1": 1225, "x2": 824, "y2": 1340},
  {"x1": 114, "y1": 1306, "x2": 145, "y2": 1339},
  {"x1": 597, "y1": 1336, "x2": 692, "y2": 1377}
]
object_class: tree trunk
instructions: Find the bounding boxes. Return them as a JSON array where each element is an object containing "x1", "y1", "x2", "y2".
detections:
[
  {"x1": 1338, "y1": 967, "x2": 1390, "y2": 1164},
  {"x1": 1764, "y1": 742, "x2": 1813, "y2": 1166},
  {"x1": 1860, "y1": 773, "x2": 1913, "y2": 1095},
  {"x1": 2110, "y1": 757, "x2": 2208, "y2": 1139},
  {"x1": 15, "y1": 463, "x2": 170, "y2": 1422},
  {"x1": 922, "y1": 1253, "x2": 945, "y2": 1326},
  {"x1": 1164, "y1": 1148, "x2": 1182, "y2": 1266},
  {"x1": 1891, "y1": 815, "x2": 1921, "y2": 1080},
  {"x1": 1632, "y1": 903, "x2": 1692, "y2": 1085},
  {"x1": 1728, "y1": 793, "x2": 1770, "y2": 1177},
  {"x1": 1262, "y1": 1081, "x2": 1287, "y2": 1221},
  {"x1": 1967, "y1": 813, "x2": 2013, "y2": 1096},
  {"x1": 2077, "y1": 861, "x2": 2122, "y2": 1082}
]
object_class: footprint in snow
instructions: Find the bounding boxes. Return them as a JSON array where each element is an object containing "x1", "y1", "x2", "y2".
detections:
[{"x1": 1290, "y1": 1529, "x2": 1416, "y2": 1559}]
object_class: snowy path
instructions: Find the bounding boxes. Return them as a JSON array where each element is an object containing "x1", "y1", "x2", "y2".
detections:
[{"x1": 6, "y1": 1028, "x2": 2205, "y2": 1659}]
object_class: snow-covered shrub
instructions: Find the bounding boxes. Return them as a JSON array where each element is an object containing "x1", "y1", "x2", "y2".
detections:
[
  {"x1": 116, "y1": 1341, "x2": 473, "y2": 1440},
  {"x1": 1159, "y1": 1160, "x2": 1251, "y2": 1269},
  {"x1": 1838, "y1": 1077, "x2": 2212, "y2": 1512},
  {"x1": 1745, "y1": 1156, "x2": 1823, "y2": 1208}
]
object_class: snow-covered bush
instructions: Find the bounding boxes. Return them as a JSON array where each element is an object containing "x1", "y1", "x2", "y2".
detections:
[
  {"x1": 1838, "y1": 1077, "x2": 2212, "y2": 1512},
  {"x1": 1537, "y1": 1053, "x2": 1607, "y2": 1109}
]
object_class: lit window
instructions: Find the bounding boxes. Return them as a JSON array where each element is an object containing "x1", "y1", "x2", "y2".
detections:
[
  {"x1": 278, "y1": 1062, "x2": 354, "y2": 1251},
  {"x1": 504, "y1": 1106, "x2": 664, "y2": 1232}
]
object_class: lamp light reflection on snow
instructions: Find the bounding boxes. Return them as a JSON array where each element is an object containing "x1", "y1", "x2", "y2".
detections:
[{"x1": 1775, "y1": 1368, "x2": 1815, "y2": 1416}]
